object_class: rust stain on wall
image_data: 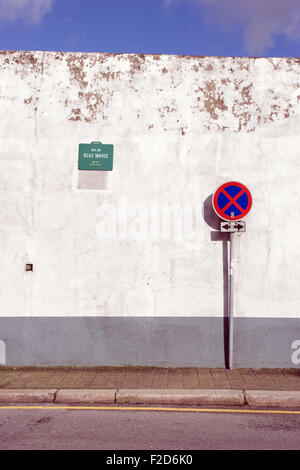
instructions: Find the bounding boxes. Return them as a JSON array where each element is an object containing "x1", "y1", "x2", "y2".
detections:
[
  {"x1": 66, "y1": 54, "x2": 89, "y2": 89},
  {"x1": 158, "y1": 104, "x2": 177, "y2": 119},
  {"x1": 198, "y1": 80, "x2": 228, "y2": 120},
  {"x1": 77, "y1": 90, "x2": 113, "y2": 122},
  {"x1": 23, "y1": 95, "x2": 39, "y2": 112},
  {"x1": 240, "y1": 84, "x2": 253, "y2": 105},
  {"x1": 100, "y1": 70, "x2": 120, "y2": 81},
  {"x1": 129, "y1": 54, "x2": 146, "y2": 75},
  {"x1": 0, "y1": 51, "x2": 299, "y2": 133},
  {"x1": 69, "y1": 108, "x2": 82, "y2": 121},
  {"x1": 2, "y1": 51, "x2": 44, "y2": 76}
]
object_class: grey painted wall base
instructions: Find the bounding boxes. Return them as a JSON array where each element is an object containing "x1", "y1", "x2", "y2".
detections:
[{"x1": 0, "y1": 317, "x2": 299, "y2": 368}]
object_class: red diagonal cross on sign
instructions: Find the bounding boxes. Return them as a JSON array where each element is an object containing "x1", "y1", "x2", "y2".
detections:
[{"x1": 219, "y1": 189, "x2": 245, "y2": 215}]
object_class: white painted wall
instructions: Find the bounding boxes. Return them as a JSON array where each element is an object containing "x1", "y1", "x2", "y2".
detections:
[
  {"x1": 0, "y1": 51, "x2": 299, "y2": 319},
  {"x1": 0, "y1": 340, "x2": 5, "y2": 364}
]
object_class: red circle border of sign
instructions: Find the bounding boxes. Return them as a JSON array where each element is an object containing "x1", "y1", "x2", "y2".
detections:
[{"x1": 213, "y1": 181, "x2": 252, "y2": 221}]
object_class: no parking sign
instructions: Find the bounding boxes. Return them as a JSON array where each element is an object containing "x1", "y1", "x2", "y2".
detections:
[{"x1": 213, "y1": 181, "x2": 252, "y2": 222}]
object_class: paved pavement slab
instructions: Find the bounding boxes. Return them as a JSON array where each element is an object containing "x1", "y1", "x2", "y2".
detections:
[{"x1": 0, "y1": 367, "x2": 299, "y2": 391}]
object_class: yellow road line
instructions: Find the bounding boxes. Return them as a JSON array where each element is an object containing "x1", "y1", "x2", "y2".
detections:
[{"x1": 0, "y1": 405, "x2": 300, "y2": 415}]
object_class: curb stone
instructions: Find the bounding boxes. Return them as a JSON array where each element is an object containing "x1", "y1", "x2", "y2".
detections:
[
  {"x1": 0, "y1": 389, "x2": 299, "y2": 407},
  {"x1": 245, "y1": 390, "x2": 300, "y2": 407},
  {"x1": 55, "y1": 389, "x2": 117, "y2": 404},
  {"x1": 116, "y1": 389, "x2": 245, "y2": 406},
  {"x1": 0, "y1": 389, "x2": 57, "y2": 403}
]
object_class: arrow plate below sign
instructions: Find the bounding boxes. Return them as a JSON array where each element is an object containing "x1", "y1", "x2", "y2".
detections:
[{"x1": 221, "y1": 221, "x2": 246, "y2": 232}]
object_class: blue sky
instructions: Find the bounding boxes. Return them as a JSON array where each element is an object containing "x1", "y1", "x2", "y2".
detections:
[{"x1": 0, "y1": 0, "x2": 299, "y2": 57}]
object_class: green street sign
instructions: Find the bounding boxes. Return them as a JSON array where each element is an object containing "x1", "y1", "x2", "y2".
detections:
[{"x1": 78, "y1": 141, "x2": 113, "y2": 171}]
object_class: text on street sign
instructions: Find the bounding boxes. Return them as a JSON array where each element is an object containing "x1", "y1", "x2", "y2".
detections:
[{"x1": 78, "y1": 141, "x2": 114, "y2": 171}]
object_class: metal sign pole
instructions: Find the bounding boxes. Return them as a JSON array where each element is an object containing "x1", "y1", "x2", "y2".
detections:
[
  {"x1": 212, "y1": 181, "x2": 252, "y2": 370},
  {"x1": 229, "y1": 231, "x2": 234, "y2": 369}
]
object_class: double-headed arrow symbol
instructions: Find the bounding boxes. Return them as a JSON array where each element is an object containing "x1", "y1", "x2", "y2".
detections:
[{"x1": 222, "y1": 222, "x2": 244, "y2": 232}]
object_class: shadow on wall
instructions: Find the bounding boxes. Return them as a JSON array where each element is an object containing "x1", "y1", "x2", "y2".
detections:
[
  {"x1": 0, "y1": 340, "x2": 6, "y2": 365},
  {"x1": 202, "y1": 194, "x2": 230, "y2": 369}
]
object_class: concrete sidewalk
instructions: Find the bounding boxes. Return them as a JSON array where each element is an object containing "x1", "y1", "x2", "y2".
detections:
[
  {"x1": 0, "y1": 367, "x2": 299, "y2": 407},
  {"x1": 0, "y1": 366, "x2": 299, "y2": 390}
]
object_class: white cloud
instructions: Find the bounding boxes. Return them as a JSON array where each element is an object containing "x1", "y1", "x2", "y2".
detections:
[
  {"x1": 0, "y1": 0, "x2": 54, "y2": 24},
  {"x1": 284, "y1": 8, "x2": 300, "y2": 40},
  {"x1": 164, "y1": 0, "x2": 300, "y2": 54}
]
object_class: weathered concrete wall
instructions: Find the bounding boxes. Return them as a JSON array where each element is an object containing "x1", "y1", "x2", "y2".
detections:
[{"x1": 0, "y1": 51, "x2": 299, "y2": 367}]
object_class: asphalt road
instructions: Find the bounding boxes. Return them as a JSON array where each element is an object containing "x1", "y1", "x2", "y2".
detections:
[{"x1": 0, "y1": 405, "x2": 299, "y2": 450}]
